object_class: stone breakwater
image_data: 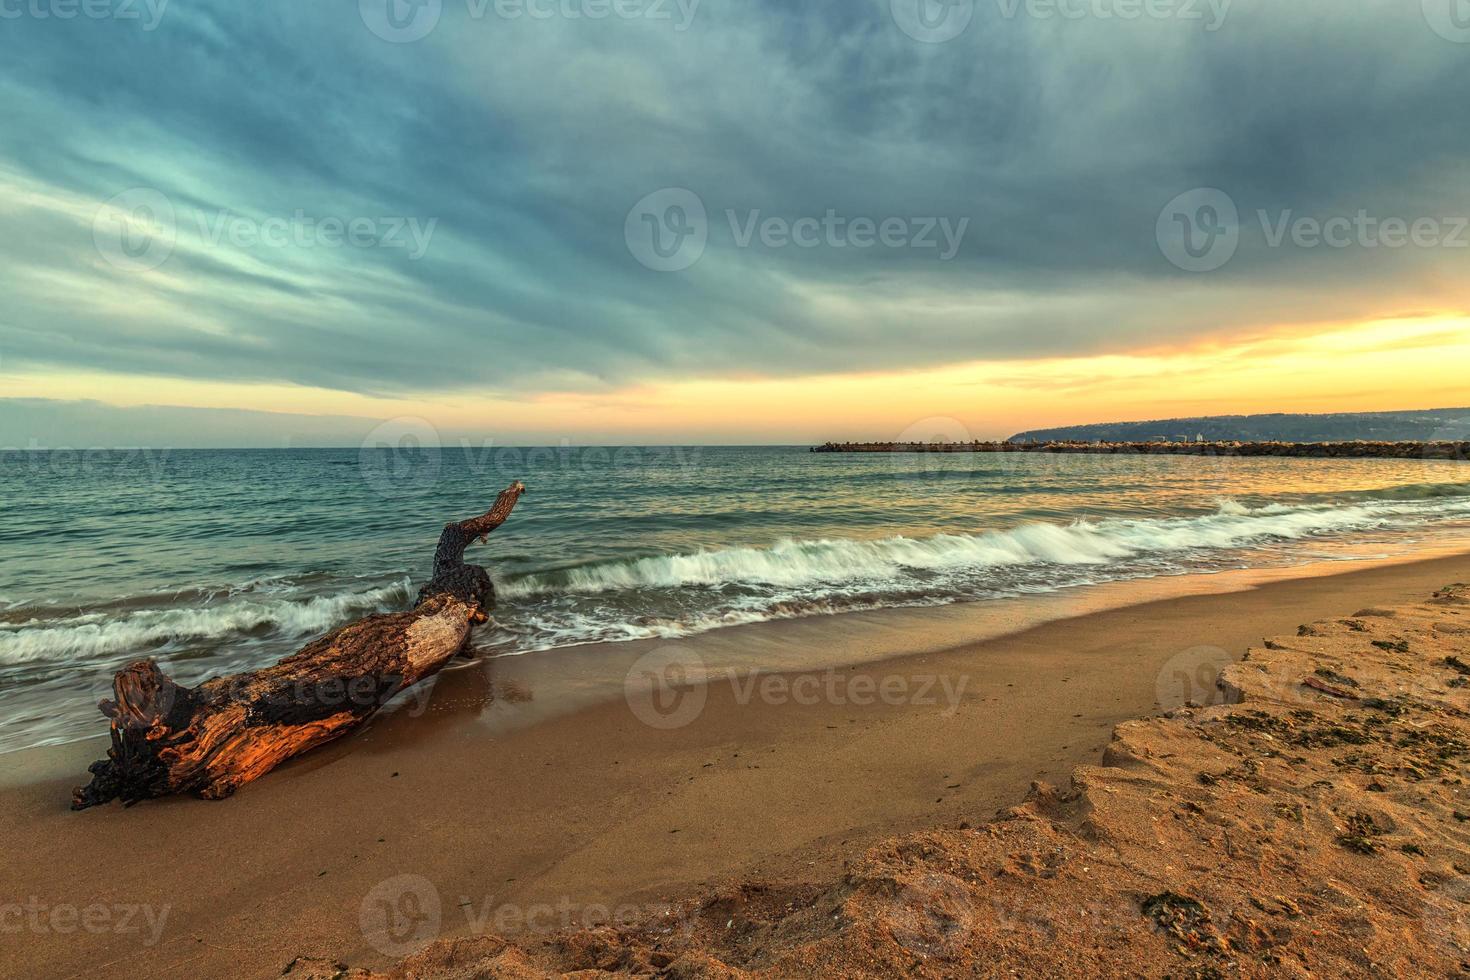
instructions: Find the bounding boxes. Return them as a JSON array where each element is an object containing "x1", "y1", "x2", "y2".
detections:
[{"x1": 811, "y1": 440, "x2": 1470, "y2": 460}]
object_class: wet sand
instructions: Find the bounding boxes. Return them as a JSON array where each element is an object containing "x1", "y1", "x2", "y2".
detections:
[{"x1": 2, "y1": 549, "x2": 1468, "y2": 979}]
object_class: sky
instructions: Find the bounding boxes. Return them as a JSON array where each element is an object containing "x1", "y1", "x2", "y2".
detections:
[{"x1": 1, "y1": 0, "x2": 1469, "y2": 447}]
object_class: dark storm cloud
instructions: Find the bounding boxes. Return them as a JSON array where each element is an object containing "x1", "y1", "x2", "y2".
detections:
[{"x1": 0, "y1": 0, "x2": 1467, "y2": 397}]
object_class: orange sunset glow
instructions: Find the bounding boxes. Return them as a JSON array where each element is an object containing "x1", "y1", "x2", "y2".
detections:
[{"x1": 7, "y1": 315, "x2": 1467, "y2": 446}]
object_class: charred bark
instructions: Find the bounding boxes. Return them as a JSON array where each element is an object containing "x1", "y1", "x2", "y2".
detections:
[{"x1": 71, "y1": 482, "x2": 527, "y2": 809}]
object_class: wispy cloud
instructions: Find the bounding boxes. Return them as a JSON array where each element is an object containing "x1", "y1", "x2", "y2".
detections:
[{"x1": 0, "y1": 1, "x2": 1467, "y2": 440}]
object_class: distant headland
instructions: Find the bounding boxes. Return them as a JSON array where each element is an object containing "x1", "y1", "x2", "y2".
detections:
[
  {"x1": 1007, "y1": 407, "x2": 1470, "y2": 444},
  {"x1": 810, "y1": 440, "x2": 1469, "y2": 459},
  {"x1": 815, "y1": 407, "x2": 1470, "y2": 459}
]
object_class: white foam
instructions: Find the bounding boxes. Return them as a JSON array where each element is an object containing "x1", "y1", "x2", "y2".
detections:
[
  {"x1": 499, "y1": 495, "x2": 1470, "y2": 599},
  {"x1": 9, "y1": 493, "x2": 1470, "y2": 672},
  {"x1": 0, "y1": 578, "x2": 411, "y2": 665}
]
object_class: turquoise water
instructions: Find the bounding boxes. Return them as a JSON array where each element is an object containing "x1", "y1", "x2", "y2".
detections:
[{"x1": 2, "y1": 446, "x2": 1468, "y2": 752}]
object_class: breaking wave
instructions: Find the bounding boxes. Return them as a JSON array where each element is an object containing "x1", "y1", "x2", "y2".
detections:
[
  {"x1": 498, "y1": 495, "x2": 1470, "y2": 600},
  {"x1": 0, "y1": 578, "x2": 412, "y2": 666}
]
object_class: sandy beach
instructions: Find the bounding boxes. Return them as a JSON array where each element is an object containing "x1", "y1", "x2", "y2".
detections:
[
  {"x1": 1, "y1": 550, "x2": 1467, "y2": 978},
  {"x1": 309, "y1": 562, "x2": 1470, "y2": 978}
]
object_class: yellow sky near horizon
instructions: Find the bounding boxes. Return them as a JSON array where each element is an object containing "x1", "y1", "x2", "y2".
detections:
[{"x1": 10, "y1": 314, "x2": 1470, "y2": 442}]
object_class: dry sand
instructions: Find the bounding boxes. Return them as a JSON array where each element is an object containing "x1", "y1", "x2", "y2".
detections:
[{"x1": 2, "y1": 553, "x2": 1467, "y2": 978}]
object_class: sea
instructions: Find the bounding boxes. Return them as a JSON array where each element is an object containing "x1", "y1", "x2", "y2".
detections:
[{"x1": 2, "y1": 445, "x2": 1468, "y2": 754}]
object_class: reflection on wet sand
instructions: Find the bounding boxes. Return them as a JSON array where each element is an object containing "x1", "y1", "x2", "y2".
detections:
[{"x1": 357, "y1": 538, "x2": 1470, "y2": 756}]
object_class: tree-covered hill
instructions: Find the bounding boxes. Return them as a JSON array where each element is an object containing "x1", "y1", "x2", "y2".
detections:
[{"x1": 1008, "y1": 408, "x2": 1470, "y2": 444}]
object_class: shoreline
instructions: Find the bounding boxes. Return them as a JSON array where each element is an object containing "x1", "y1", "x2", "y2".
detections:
[
  {"x1": 313, "y1": 568, "x2": 1470, "y2": 978},
  {"x1": 7, "y1": 450, "x2": 1469, "y2": 759},
  {"x1": 810, "y1": 439, "x2": 1470, "y2": 459},
  {"x1": 8, "y1": 538, "x2": 1470, "y2": 771},
  {"x1": 2, "y1": 549, "x2": 1468, "y2": 977}
]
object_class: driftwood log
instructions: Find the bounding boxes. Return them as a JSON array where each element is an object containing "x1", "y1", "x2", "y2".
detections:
[{"x1": 71, "y1": 481, "x2": 527, "y2": 809}]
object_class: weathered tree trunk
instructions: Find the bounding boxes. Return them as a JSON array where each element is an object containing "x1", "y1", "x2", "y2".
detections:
[{"x1": 71, "y1": 482, "x2": 527, "y2": 809}]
